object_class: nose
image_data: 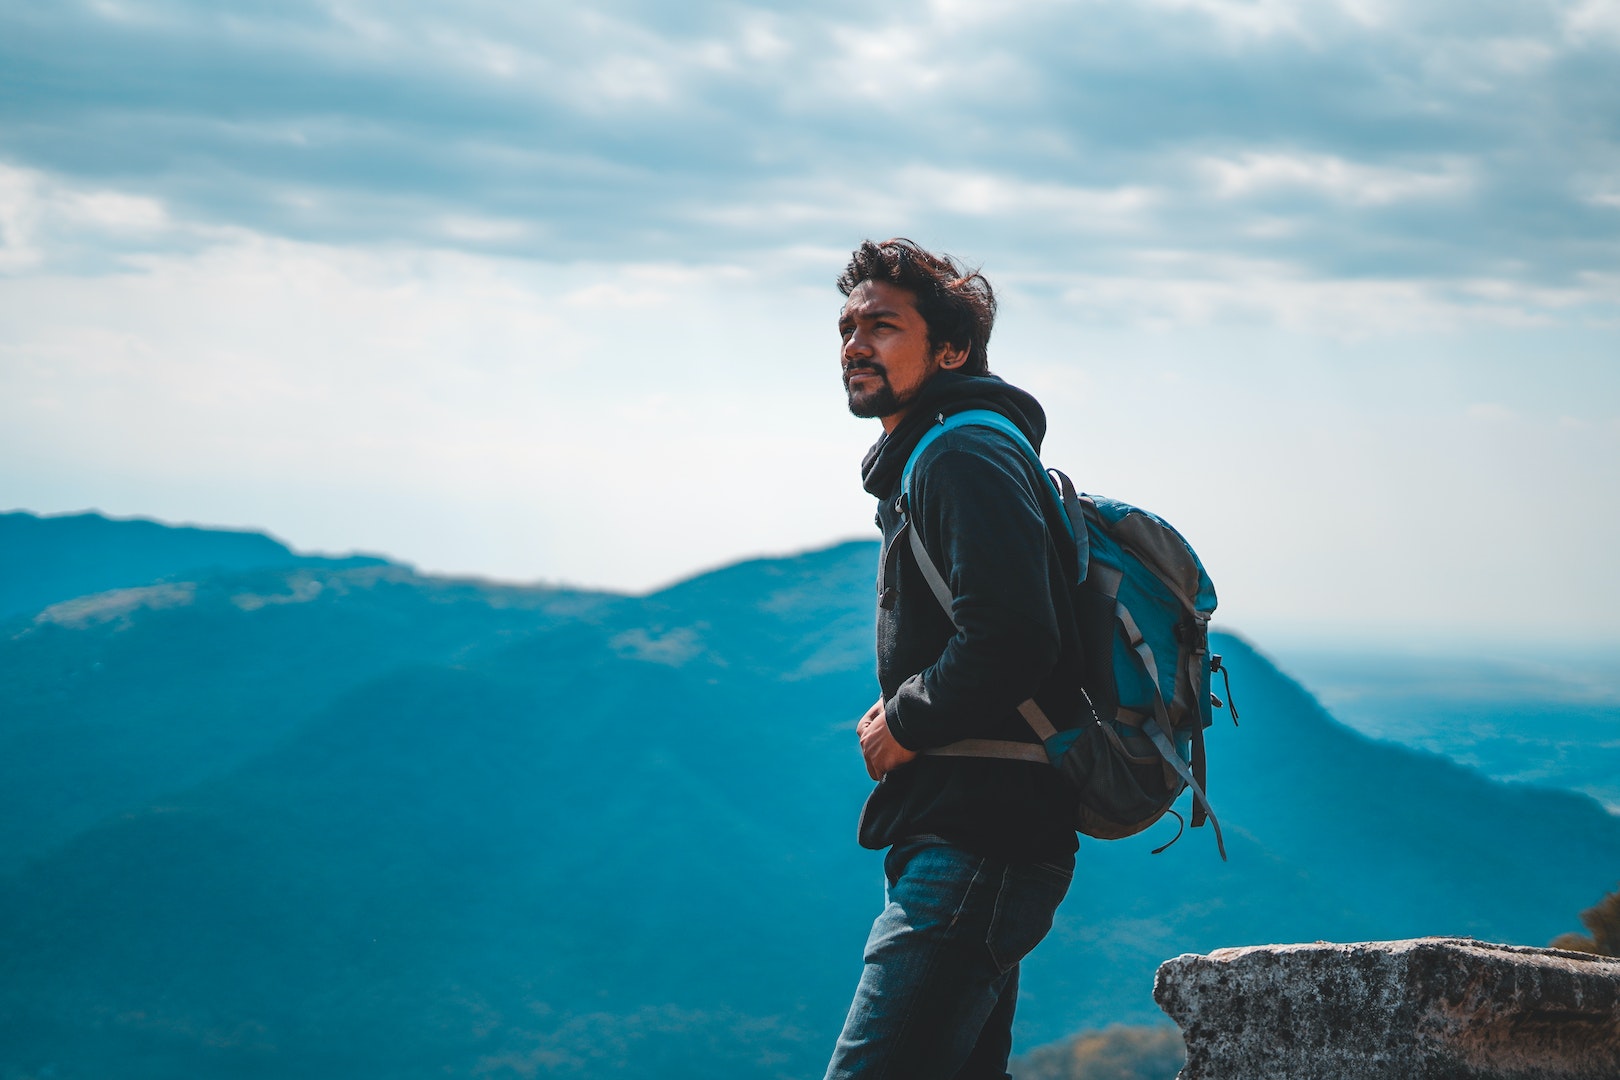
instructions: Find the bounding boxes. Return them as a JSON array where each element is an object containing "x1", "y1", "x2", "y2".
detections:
[{"x1": 843, "y1": 328, "x2": 872, "y2": 364}]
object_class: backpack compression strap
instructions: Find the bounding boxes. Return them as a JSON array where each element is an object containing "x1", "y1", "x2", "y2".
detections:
[{"x1": 1115, "y1": 604, "x2": 1227, "y2": 860}]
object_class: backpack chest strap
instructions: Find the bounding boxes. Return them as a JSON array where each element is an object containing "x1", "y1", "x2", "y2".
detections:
[{"x1": 924, "y1": 739, "x2": 1049, "y2": 764}]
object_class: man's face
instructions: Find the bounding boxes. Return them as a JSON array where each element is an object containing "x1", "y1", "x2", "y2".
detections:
[{"x1": 838, "y1": 280, "x2": 948, "y2": 426}]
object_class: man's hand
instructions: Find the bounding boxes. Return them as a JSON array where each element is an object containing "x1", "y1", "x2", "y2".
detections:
[{"x1": 857, "y1": 699, "x2": 918, "y2": 781}]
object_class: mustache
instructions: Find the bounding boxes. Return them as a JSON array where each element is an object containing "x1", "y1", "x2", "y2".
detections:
[{"x1": 842, "y1": 362, "x2": 887, "y2": 383}]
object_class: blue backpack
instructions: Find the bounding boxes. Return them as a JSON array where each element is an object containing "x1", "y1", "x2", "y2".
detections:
[{"x1": 900, "y1": 410, "x2": 1235, "y2": 859}]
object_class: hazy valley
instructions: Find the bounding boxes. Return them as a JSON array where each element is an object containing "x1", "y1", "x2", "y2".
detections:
[{"x1": 3, "y1": 510, "x2": 1617, "y2": 1079}]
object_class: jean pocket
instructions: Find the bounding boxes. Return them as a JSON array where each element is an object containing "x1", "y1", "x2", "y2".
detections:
[{"x1": 985, "y1": 861, "x2": 1072, "y2": 974}]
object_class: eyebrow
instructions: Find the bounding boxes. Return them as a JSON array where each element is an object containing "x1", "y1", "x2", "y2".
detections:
[{"x1": 839, "y1": 307, "x2": 903, "y2": 325}]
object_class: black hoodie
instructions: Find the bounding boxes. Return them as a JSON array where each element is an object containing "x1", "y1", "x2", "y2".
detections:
[{"x1": 857, "y1": 371, "x2": 1082, "y2": 864}]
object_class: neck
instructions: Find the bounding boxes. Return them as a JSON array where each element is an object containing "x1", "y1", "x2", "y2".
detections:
[
  {"x1": 880, "y1": 366, "x2": 954, "y2": 433},
  {"x1": 880, "y1": 407, "x2": 912, "y2": 434}
]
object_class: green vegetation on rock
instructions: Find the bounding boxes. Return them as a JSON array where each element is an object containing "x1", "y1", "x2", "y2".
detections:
[{"x1": 1551, "y1": 884, "x2": 1620, "y2": 957}]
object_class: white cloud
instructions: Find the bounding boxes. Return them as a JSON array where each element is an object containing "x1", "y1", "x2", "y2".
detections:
[
  {"x1": 1474, "y1": 36, "x2": 1558, "y2": 73},
  {"x1": 2, "y1": 0, "x2": 1613, "y2": 290},
  {"x1": 1201, "y1": 153, "x2": 1473, "y2": 206},
  {"x1": 1039, "y1": 252, "x2": 1619, "y2": 336},
  {"x1": 1134, "y1": 0, "x2": 1312, "y2": 41},
  {"x1": 823, "y1": 24, "x2": 952, "y2": 100},
  {"x1": 1564, "y1": 0, "x2": 1620, "y2": 47},
  {"x1": 1586, "y1": 177, "x2": 1620, "y2": 209},
  {"x1": 437, "y1": 214, "x2": 533, "y2": 243},
  {"x1": 62, "y1": 190, "x2": 168, "y2": 231},
  {"x1": 0, "y1": 166, "x2": 44, "y2": 272},
  {"x1": 0, "y1": 164, "x2": 182, "y2": 272},
  {"x1": 85, "y1": 0, "x2": 162, "y2": 27},
  {"x1": 900, "y1": 167, "x2": 1158, "y2": 226}
]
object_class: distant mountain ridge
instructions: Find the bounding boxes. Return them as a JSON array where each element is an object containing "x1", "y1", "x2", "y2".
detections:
[
  {"x1": 2, "y1": 514, "x2": 1617, "y2": 1079},
  {"x1": 1276, "y1": 647, "x2": 1620, "y2": 813},
  {"x1": 0, "y1": 509, "x2": 393, "y2": 621}
]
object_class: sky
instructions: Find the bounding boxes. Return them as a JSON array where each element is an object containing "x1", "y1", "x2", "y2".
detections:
[{"x1": 2, "y1": 0, "x2": 1618, "y2": 646}]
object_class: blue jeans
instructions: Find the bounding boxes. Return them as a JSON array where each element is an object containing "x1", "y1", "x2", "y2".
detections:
[{"x1": 824, "y1": 837, "x2": 1073, "y2": 1080}]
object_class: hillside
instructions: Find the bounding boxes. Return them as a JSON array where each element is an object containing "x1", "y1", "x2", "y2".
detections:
[
  {"x1": 1276, "y1": 647, "x2": 1620, "y2": 813},
  {"x1": 2, "y1": 521, "x2": 1617, "y2": 1079},
  {"x1": 0, "y1": 509, "x2": 390, "y2": 621}
]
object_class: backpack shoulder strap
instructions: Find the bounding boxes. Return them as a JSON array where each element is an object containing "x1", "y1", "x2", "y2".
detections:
[
  {"x1": 899, "y1": 408, "x2": 1052, "y2": 611},
  {"x1": 902, "y1": 409, "x2": 1032, "y2": 498},
  {"x1": 896, "y1": 408, "x2": 1073, "y2": 762},
  {"x1": 901, "y1": 410, "x2": 1072, "y2": 544},
  {"x1": 901, "y1": 409, "x2": 1086, "y2": 579}
]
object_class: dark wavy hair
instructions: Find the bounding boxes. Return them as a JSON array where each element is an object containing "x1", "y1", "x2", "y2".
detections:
[{"x1": 836, "y1": 238, "x2": 996, "y2": 376}]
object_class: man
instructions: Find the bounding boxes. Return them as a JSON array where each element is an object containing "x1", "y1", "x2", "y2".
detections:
[{"x1": 824, "y1": 239, "x2": 1086, "y2": 1079}]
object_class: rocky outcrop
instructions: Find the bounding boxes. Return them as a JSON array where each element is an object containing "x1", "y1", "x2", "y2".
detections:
[{"x1": 1154, "y1": 937, "x2": 1620, "y2": 1079}]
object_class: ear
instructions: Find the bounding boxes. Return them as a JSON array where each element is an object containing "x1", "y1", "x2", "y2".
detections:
[{"x1": 936, "y1": 342, "x2": 969, "y2": 369}]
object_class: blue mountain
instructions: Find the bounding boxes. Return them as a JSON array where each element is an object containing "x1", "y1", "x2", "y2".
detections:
[
  {"x1": 1275, "y1": 647, "x2": 1620, "y2": 813},
  {"x1": 0, "y1": 509, "x2": 390, "y2": 621},
  {"x1": 1, "y1": 523, "x2": 1616, "y2": 1079}
]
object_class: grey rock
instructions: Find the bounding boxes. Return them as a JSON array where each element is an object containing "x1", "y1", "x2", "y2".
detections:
[{"x1": 1154, "y1": 937, "x2": 1620, "y2": 1079}]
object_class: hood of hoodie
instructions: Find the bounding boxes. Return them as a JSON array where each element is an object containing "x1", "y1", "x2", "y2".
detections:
[{"x1": 859, "y1": 371, "x2": 1048, "y2": 498}]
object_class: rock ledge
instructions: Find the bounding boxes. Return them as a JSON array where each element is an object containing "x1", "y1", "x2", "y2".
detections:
[{"x1": 1154, "y1": 937, "x2": 1620, "y2": 1079}]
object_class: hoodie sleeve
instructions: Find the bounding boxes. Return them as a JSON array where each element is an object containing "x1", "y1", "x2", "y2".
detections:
[{"x1": 883, "y1": 437, "x2": 1061, "y2": 751}]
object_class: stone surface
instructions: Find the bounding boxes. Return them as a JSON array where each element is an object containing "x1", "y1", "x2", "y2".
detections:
[{"x1": 1153, "y1": 937, "x2": 1620, "y2": 1079}]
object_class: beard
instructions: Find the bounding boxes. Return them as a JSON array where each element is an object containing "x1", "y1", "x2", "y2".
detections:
[{"x1": 844, "y1": 367, "x2": 902, "y2": 419}]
